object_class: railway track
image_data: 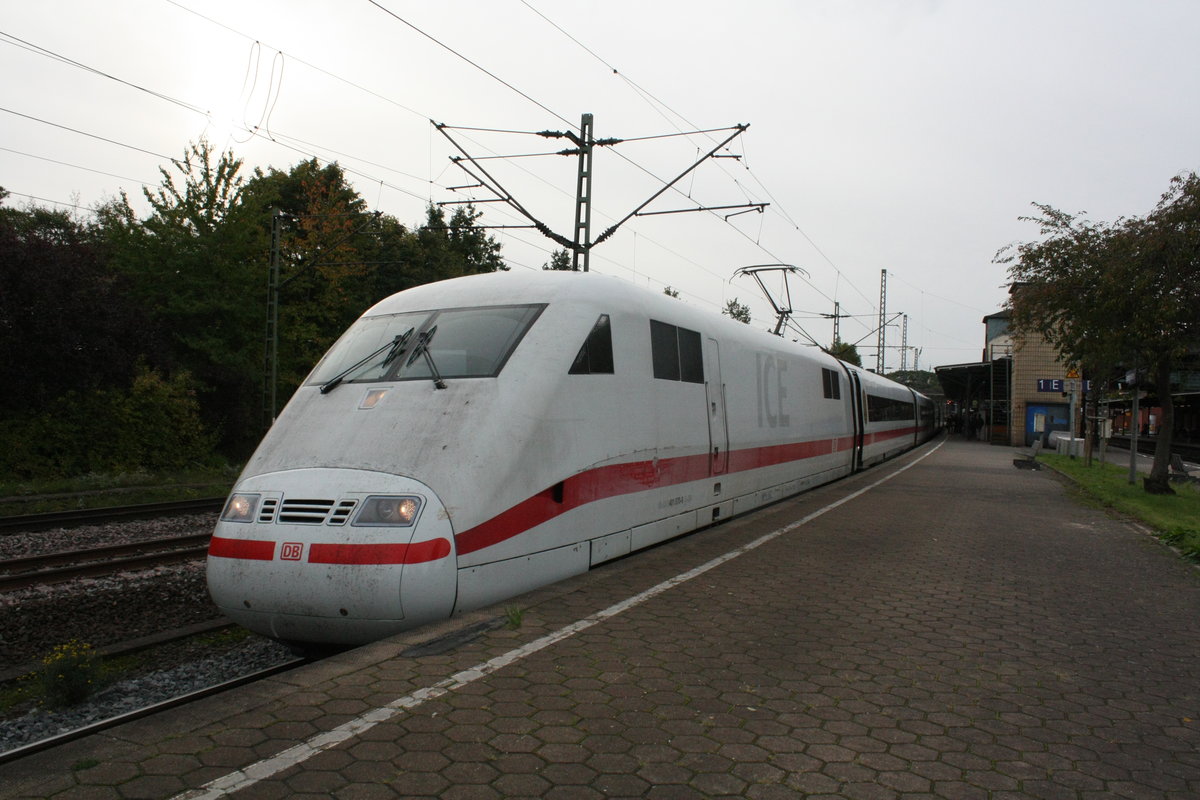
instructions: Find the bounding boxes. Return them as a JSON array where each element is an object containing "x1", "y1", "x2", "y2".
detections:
[
  {"x1": 0, "y1": 497, "x2": 225, "y2": 534},
  {"x1": 0, "y1": 649, "x2": 306, "y2": 765},
  {"x1": 0, "y1": 533, "x2": 211, "y2": 591}
]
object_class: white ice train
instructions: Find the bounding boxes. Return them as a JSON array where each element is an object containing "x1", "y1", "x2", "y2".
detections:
[{"x1": 207, "y1": 270, "x2": 938, "y2": 648}]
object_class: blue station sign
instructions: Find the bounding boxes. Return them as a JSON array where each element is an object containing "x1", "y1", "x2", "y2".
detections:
[{"x1": 1037, "y1": 379, "x2": 1092, "y2": 392}]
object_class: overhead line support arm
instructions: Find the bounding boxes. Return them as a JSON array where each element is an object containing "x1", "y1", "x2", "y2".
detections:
[{"x1": 593, "y1": 123, "x2": 750, "y2": 246}]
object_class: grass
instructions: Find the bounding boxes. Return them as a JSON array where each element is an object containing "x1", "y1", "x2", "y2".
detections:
[
  {"x1": 504, "y1": 605, "x2": 524, "y2": 630},
  {"x1": 0, "y1": 465, "x2": 239, "y2": 516},
  {"x1": 0, "y1": 673, "x2": 43, "y2": 715},
  {"x1": 1039, "y1": 453, "x2": 1200, "y2": 562}
]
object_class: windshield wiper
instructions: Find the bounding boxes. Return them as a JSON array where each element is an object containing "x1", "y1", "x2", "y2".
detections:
[
  {"x1": 320, "y1": 328, "x2": 413, "y2": 394},
  {"x1": 406, "y1": 325, "x2": 447, "y2": 389}
]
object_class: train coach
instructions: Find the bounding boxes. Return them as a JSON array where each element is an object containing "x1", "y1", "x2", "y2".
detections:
[{"x1": 207, "y1": 270, "x2": 937, "y2": 648}]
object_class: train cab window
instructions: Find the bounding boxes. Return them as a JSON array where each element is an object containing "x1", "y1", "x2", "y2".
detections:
[
  {"x1": 569, "y1": 314, "x2": 614, "y2": 375},
  {"x1": 822, "y1": 368, "x2": 841, "y2": 399},
  {"x1": 650, "y1": 320, "x2": 704, "y2": 384},
  {"x1": 308, "y1": 303, "x2": 546, "y2": 387}
]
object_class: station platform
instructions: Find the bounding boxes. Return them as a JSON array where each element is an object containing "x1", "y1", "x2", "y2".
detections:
[{"x1": 3, "y1": 438, "x2": 1198, "y2": 799}]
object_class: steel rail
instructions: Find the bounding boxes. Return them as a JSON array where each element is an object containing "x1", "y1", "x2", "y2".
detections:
[
  {"x1": 1, "y1": 533, "x2": 212, "y2": 574},
  {"x1": 0, "y1": 619, "x2": 235, "y2": 684},
  {"x1": 0, "y1": 656, "x2": 308, "y2": 765},
  {"x1": 0, "y1": 535, "x2": 212, "y2": 591},
  {"x1": 0, "y1": 498, "x2": 225, "y2": 534}
]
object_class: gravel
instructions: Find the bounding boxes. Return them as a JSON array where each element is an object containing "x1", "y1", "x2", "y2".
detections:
[
  {"x1": 1, "y1": 562, "x2": 220, "y2": 670},
  {"x1": 0, "y1": 513, "x2": 217, "y2": 560},
  {"x1": 0, "y1": 513, "x2": 295, "y2": 757},
  {"x1": 0, "y1": 634, "x2": 294, "y2": 756},
  {"x1": 1, "y1": 515, "x2": 220, "y2": 670}
]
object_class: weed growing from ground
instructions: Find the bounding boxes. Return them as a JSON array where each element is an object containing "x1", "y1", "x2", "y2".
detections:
[
  {"x1": 37, "y1": 640, "x2": 101, "y2": 708},
  {"x1": 504, "y1": 605, "x2": 524, "y2": 630}
]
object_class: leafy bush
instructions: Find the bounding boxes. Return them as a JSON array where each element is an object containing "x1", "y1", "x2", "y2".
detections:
[{"x1": 0, "y1": 366, "x2": 216, "y2": 480}]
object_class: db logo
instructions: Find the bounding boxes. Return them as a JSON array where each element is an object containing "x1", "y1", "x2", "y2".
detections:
[{"x1": 280, "y1": 542, "x2": 304, "y2": 561}]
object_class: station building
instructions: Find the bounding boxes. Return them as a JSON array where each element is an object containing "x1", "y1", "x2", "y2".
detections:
[
  {"x1": 937, "y1": 285, "x2": 1103, "y2": 448},
  {"x1": 936, "y1": 286, "x2": 1200, "y2": 456}
]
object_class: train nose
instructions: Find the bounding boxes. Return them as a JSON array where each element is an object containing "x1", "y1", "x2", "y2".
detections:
[{"x1": 206, "y1": 469, "x2": 457, "y2": 646}]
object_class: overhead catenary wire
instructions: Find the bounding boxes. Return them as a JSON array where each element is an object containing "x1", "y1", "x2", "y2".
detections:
[
  {"x1": 0, "y1": 29, "x2": 829, "y2": 341},
  {"x1": 166, "y1": 0, "x2": 428, "y2": 120},
  {"x1": 4, "y1": 2, "x2": 950, "y2": 351},
  {"x1": 1, "y1": 190, "x2": 96, "y2": 213},
  {"x1": 887, "y1": 269, "x2": 992, "y2": 315},
  {"x1": 365, "y1": 0, "x2": 573, "y2": 129},
  {"x1": 357, "y1": 1, "x2": 798, "y2": 295},
  {"x1": 0, "y1": 106, "x2": 174, "y2": 162},
  {"x1": 517, "y1": 1, "x2": 888, "y2": 328},
  {"x1": 0, "y1": 27, "x2": 445, "y2": 215},
  {"x1": 0, "y1": 30, "x2": 208, "y2": 117},
  {"x1": 0, "y1": 8, "x2": 733, "y2": 323},
  {"x1": 517, "y1": 10, "x2": 859, "y2": 305},
  {"x1": 0, "y1": 146, "x2": 154, "y2": 186},
  {"x1": 163, "y1": 0, "x2": 787, "y2": 306}
]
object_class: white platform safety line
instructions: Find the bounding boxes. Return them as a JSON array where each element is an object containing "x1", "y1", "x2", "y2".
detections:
[{"x1": 176, "y1": 440, "x2": 943, "y2": 799}]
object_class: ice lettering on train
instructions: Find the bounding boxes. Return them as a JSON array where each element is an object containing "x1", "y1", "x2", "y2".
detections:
[{"x1": 756, "y1": 353, "x2": 790, "y2": 428}]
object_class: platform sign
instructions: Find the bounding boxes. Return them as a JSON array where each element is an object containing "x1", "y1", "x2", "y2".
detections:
[{"x1": 1037, "y1": 378, "x2": 1092, "y2": 392}]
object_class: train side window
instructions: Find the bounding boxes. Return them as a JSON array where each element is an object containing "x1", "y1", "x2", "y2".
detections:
[
  {"x1": 822, "y1": 368, "x2": 841, "y2": 399},
  {"x1": 569, "y1": 314, "x2": 614, "y2": 374},
  {"x1": 650, "y1": 320, "x2": 704, "y2": 383},
  {"x1": 650, "y1": 320, "x2": 680, "y2": 380},
  {"x1": 678, "y1": 328, "x2": 704, "y2": 383},
  {"x1": 867, "y1": 394, "x2": 916, "y2": 421}
]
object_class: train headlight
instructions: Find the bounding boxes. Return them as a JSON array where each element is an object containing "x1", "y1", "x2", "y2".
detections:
[
  {"x1": 353, "y1": 496, "x2": 423, "y2": 527},
  {"x1": 221, "y1": 493, "x2": 260, "y2": 523}
]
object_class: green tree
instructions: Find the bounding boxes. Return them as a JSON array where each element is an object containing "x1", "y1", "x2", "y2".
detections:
[
  {"x1": 827, "y1": 339, "x2": 862, "y2": 367},
  {"x1": 997, "y1": 172, "x2": 1200, "y2": 493},
  {"x1": 363, "y1": 212, "x2": 420, "y2": 298},
  {"x1": 418, "y1": 204, "x2": 507, "y2": 279},
  {"x1": 7, "y1": 145, "x2": 517, "y2": 469},
  {"x1": 722, "y1": 297, "x2": 751, "y2": 324},
  {"x1": 886, "y1": 369, "x2": 940, "y2": 395},
  {"x1": 663, "y1": 286, "x2": 680, "y2": 298},
  {"x1": 542, "y1": 248, "x2": 572, "y2": 271},
  {"x1": 99, "y1": 139, "x2": 267, "y2": 454},
  {"x1": 243, "y1": 159, "x2": 382, "y2": 392},
  {"x1": 0, "y1": 192, "x2": 217, "y2": 480},
  {"x1": 0, "y1": 195, "x2": 151, "y2": 411}
]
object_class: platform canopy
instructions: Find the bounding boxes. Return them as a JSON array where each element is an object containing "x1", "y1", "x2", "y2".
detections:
[{"x1": 935, "y1": 359, "x2": 1008, "y2": 408}]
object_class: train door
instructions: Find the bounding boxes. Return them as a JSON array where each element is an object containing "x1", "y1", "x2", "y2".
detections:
[
  {"x1": 908, "y1": 387, "x2": 920, "y2": 446},
  {"x1": 705, "y1": 338, "x2": 729, "y2": 474},
  {"x1": 848, "y1": 369, "x2": 865, "y2": 471}
]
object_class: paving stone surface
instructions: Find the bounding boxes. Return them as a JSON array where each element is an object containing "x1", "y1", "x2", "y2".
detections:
[{"x1": 2, "y1": 438, "x2": 1198, "y2": 799}]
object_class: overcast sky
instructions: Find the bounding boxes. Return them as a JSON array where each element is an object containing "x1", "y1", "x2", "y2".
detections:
[{"x1": 3, "y1": 0, "x2": 1197, "y2": 371}]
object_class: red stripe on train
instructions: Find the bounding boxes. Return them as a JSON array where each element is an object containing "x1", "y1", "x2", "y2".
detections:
[
  {"x1": 455, "y1": 434, "x2": 864, "y2": 556},
  {"x1": 308, "y1": 539, "x2": 451, "y2": 565},
  {"x1": 208, "y1": 536, "x2": 275, "y2": 561},
  {"x1": 209, "y1": 536, "x2": 451, "y2": 564}
]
